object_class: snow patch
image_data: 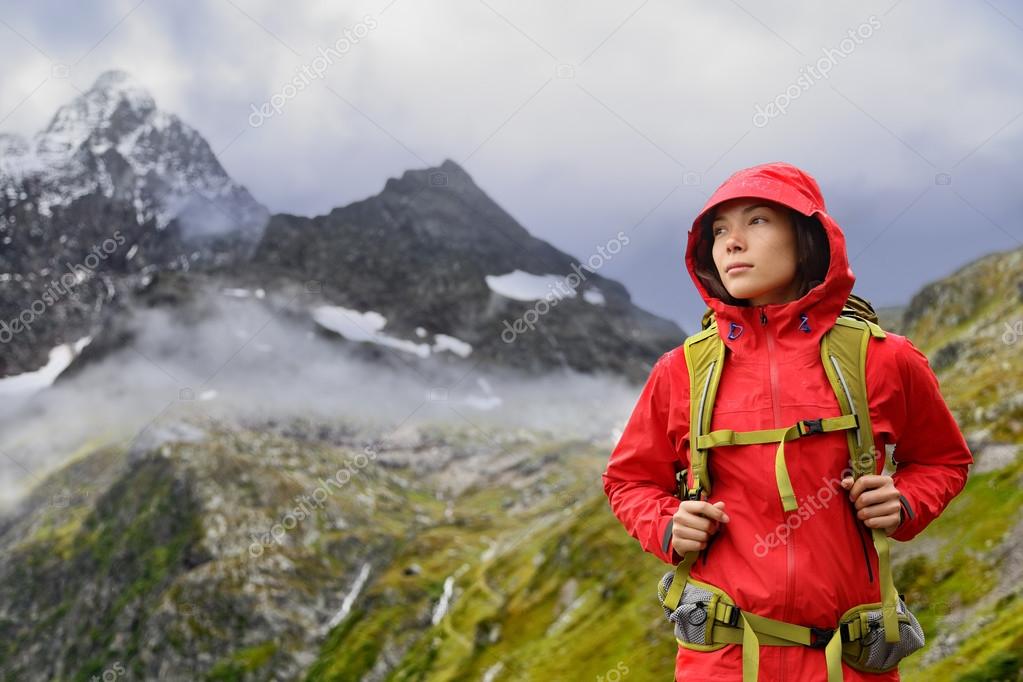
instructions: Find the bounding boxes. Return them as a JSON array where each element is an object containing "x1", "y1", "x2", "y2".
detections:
[
  {"x1": 221, "y1": 287, "x2": 265, "y2": 299},
  {"x1": 312, "y1": 306, "x2": 473, "y2": 359},
  {"x1": 485, "y1": 270, "x2": 577, "y2": 302},
  {"x1": 432, "y1": 333, "x2": 472, "y2": 357},
  {"x1": 582, "y1": 287, "x2": 605, "y2": 305},
  {"x1": 0, "y1": 336, "x2": 92, "y2": 397},
  {"x1": 312, "y1": 305, "x2": 431, "y2": 358}
]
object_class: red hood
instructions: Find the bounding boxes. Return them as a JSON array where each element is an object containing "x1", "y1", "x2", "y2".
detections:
[{"x1": 684, "y1": 161, "x2": 855, "y2": 358}]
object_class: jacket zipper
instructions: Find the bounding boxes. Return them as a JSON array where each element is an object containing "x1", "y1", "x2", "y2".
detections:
[{"x1": 762, "y1": 306, "x2": 793, "y2": 682}]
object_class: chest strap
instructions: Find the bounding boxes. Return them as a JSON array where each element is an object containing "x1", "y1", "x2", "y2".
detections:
[{"x1": 695, "y1": 414, "x2": 859, "y2": 512}]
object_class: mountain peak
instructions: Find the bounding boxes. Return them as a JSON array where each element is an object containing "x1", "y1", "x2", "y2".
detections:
[
  {"x1": 1, "y1": 69, "x2": 268, "y2": 249},
  {"x1": 89, "y1": 69, "x2": 156, "y2": 108},
  {"x1": 380, "y1": 159, "x2": 480, "y2": 200},
  {"x1": 438, "y1": 157, "x2": 468, "y2": 176},
  {"x1": 36, "y1": 69, "x2": 157, "y2": 164}
]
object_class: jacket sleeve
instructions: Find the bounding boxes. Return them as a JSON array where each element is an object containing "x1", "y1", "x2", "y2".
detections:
[
  {"x1": 886, "y1": 335, "x2": 973, "y2": 542},
  {"x1": 602, "y1": 350, "x2": 688, "y2": 565}
]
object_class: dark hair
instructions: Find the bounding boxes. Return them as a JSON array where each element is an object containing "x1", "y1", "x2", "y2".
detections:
[{"x1": 693, "y1": 202, "x2": 830, "y2": 306}]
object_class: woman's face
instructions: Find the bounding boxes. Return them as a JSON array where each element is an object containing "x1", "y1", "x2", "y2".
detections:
[{"x1": 710, "y1": 198, "x2": 801, "y2": 307}]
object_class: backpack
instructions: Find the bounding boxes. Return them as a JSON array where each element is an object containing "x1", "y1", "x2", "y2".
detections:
[{"x1": 658, "y1": 293, "x2": 923, "y2": 681}]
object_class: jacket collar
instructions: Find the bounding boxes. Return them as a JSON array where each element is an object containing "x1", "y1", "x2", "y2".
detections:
[{"x1": 684, "y1": 162, "x2": 855, "y2": 359}]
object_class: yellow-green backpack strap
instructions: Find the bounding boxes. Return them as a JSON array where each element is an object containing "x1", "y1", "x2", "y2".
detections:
[
  {"x1": 663, "y1": 324, "x2": 725, "y2": 611},
  {"x1": 682, "y1": 325, "x2": 725, "y2": 500},
  {"x1": 662, "y1": 548, "x2": 698, "y2": 611},
  {"x1": 821, "y1": 317, "x2": 899, "y2": 642}
]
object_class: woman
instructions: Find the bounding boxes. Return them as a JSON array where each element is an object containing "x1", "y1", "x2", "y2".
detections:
[{"x1": 602, "y1": 161, "x2": 973, "y2": 681}]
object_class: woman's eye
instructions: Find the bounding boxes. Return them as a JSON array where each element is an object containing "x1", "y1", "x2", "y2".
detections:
[{"x1": 750, "y1": 215, "x2": 766, "y2": 224}]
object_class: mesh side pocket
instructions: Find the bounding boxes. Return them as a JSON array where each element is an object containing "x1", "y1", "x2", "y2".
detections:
[
  {"x1": 657, "y1": 571, "x2": 714, "y2": 645},
  {"x1": 857, "y1": 596, "x2": 926, "y2": 669}
]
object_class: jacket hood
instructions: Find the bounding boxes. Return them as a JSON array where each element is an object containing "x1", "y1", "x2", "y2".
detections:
[{"x1": 684, "y1": 161, "x2": 856, "y2": 358}]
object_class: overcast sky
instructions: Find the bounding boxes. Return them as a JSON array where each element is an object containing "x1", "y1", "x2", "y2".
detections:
[{"x1": 1, "y1": 0, "x2": 1021, "y2": 332}]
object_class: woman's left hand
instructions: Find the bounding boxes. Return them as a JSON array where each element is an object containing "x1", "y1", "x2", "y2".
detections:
[{"x1": 840, "y1": 474, "x2": 903, "y2": 536}]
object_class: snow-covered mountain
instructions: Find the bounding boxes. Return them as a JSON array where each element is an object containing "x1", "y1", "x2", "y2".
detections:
[
  {"x1": 0, "y1": 70, "x2": 267, "y2": 250},
  {"x1": 0, "y1": 70, "x2": 683, "y2": 387}
]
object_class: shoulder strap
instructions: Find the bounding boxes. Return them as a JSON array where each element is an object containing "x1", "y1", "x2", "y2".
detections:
[
  {"x1": 821, "y1": 316, "x2": 900, "y2": 642},
  {"x1": 662, "y1": 322, "x2": 724, "y2": 612},
  {"x1": 681, "y1": 323, "x2": 725, "y2": 500}
]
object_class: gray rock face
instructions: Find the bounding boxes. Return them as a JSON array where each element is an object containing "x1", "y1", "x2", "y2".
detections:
[{"x1": 249, "y1": 158, "x2": 684, "y2": 381}]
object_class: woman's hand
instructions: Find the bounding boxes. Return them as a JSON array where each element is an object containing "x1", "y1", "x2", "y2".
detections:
[
  {"x1": 671, "y1": 499, "x2": 730, "y2": 555},
  {"x1": 841, "y1": 475, "x2": 903, "y2": 536}
]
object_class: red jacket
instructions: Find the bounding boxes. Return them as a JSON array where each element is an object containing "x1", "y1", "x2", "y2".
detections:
[{"x1": 602, "y1": 162, "x2": 973, "y2": 681}]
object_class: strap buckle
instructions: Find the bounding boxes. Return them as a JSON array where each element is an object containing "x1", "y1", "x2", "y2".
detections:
[
  {"x1": 808, "y1": 626, "x2": 835, "y2": 649},
  {"x1": 800, "y1": 418, "x2": 824, "y2": 435},
  {"x1": 723, "y1": 605, "x2": 741, "y2": 628}
]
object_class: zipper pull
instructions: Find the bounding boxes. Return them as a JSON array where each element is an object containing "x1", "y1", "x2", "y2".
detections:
[{"x1": 760, "y1": 307, "x2": 767, "y2": 326}]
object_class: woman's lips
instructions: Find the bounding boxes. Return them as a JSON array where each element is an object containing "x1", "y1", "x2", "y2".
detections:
[{"x1": 727, "y1": 265, "x2": 753, "y2": 274}]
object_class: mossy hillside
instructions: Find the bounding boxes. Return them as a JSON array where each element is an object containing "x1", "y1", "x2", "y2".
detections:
[
  {"x1": 304, "y1": 446, "x2": 561, "y2": 681},
  {"x1": 0, "y1": 421, "x2": 448, "y2": 681},
  {"x1": 207, "y1": 640, "x2": 279, "y2": 681},
  {"x1": 901, "y1": 247, "x2": 1022, "y2": 352},
  {"x1": 1, "y1": 417, "x2": 628, "y2": 680},
  {"x1": 874, "y1": 246, "x2": 1023, "y2": 678},
  {"x1": 899, "y1": 247, "x2": 1023, "y2": 440},
  {"x1": 467, "y1": 494, "x2": 676, "y2": 681},
  {"x1": 902, "y1": 593, "x2": 1023, "y2": 682},
  {"x1": 0, "y1": 449, "x2": 205, "y2": 681},
  {"x1": 307, "y1": 477, "x2": 678, "y2": 681},
  {"x1": 897, "y1": 452, "x2": 1023, "y2": 681}
]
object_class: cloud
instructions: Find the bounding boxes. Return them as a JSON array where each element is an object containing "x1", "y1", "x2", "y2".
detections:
[
  {"x1": 0, "y1": 285, "x2": 646, "y2": 511},
  {"x1": 0, "y1": 0, "x2": 1019, "y2": 330}
]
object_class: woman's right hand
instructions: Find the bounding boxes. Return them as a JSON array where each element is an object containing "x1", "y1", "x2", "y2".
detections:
[{"x1": 671, "y1": 500, "x2": 730, "y2": 555}]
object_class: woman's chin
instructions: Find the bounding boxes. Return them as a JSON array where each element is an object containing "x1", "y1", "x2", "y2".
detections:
[{"x1": 725, "y1": 286, "x2": 760, "y2": 300}]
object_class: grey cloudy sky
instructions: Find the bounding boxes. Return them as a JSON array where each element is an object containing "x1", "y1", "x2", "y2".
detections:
[{"x1": 1, "y1": 0, "x2": 1021, "y2": 333}]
